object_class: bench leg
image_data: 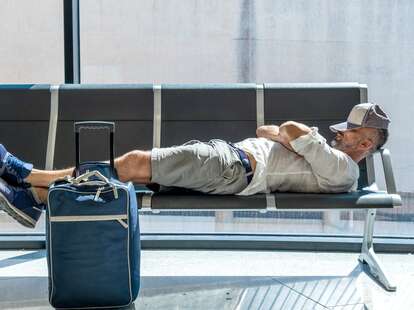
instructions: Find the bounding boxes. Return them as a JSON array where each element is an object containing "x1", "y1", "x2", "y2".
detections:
[{"x1": 358, "y1": 209, "x2": 396, "y2": 291}]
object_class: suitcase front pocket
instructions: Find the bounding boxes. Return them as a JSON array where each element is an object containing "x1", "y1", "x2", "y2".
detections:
[{"x1": 48, "y1": 214, "x2": 132, "y2": 308}]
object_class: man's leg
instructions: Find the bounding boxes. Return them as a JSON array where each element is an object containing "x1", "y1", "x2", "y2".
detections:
[
  {"x1": 25, "y1": 150, "x2": 152, "y2": 188},
  {"x1": 33, "y1": 187, "x2": 48, "y2": 204},
  {"x1": 0, "y1": 145, "x2": 153, "y2": 228},
  {"x1": 113, "y1": 150, "x2": 152, "y2": 184},
  {"x1": 26, "y1": 168, "x2": 74, "y2": 188}
]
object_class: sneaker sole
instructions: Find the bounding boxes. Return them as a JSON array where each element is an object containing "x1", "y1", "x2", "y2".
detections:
[{"x1": 0, "y1": 191, "x2": 37, "y2": 228}]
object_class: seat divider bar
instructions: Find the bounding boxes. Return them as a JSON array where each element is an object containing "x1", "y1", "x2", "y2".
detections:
[
  {"x1": 359, "y1": 84, "x2": 368, "y2": 103},
  {"x1": 379, "y1": 149, "x2": 397, "y2": 194},
  {"x1": 45, "y1": 85, "x2": 60, "y2": 170},
  {"x1": 266, "y1": 193, "x2": 277, "y2": 211},
  {"x1": 141, "y1": 192, "x2": 153, "y2": 212},
  {"x1": 153, "y1": 84, "x2": 162, "y2": 148},
  {"x1": 256, "y1": 84, "x2": 264, "y2": 128}
]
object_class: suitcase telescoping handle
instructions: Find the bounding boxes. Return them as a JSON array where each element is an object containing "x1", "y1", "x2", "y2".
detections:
[{"x1": 74, "y1": 121, "x2": 115, "y2": 176}]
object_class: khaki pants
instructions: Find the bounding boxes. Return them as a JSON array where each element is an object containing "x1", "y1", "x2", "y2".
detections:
[{"x1": 150, "y1": 139, "x2": 248, "y2": 194}]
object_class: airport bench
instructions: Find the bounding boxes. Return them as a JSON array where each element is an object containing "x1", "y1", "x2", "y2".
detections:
[{"x1": 0, "y1": 83, "x2": 401, "y2": 291}]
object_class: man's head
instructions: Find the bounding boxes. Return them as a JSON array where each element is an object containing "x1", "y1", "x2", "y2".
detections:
[{"x1": 329, "y1": 103, "x2": 390, "y2": 162}]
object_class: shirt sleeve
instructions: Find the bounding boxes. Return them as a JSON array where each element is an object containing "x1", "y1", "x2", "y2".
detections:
[{"x1": 289, "y1": 127, "x2": 359, "y2": 192}]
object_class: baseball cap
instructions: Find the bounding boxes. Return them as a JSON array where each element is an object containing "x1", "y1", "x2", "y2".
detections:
[{"x1": 329, "y1": 103, "x2": 390, "y2": 132}]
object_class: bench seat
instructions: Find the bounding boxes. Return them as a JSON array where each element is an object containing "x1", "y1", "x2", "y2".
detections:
[{"x1": 138, "y1": 190, "x2": 402, "y2": 211}]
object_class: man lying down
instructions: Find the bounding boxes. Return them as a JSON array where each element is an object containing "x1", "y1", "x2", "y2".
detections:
[{"x1": 0, "y1": 103, "x2": 390, "y2": 228}]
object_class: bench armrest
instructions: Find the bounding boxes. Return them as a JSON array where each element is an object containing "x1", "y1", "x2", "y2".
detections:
[{"x1": 378, "y1": 148, "x2": 397, "y2": 194}]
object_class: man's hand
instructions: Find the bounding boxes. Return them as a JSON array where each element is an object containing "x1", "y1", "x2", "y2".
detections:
[{"x1": 256, "y1": 121, "x2": 312, "y2": 152}]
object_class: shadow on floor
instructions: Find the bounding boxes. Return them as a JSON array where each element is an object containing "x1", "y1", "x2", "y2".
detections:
[
  {"x1": 0, "y1": 274, "x2": 366, "y2": 310},
  {"x1": 0, "y1": 250, "x2": 46, "y2": 269}
]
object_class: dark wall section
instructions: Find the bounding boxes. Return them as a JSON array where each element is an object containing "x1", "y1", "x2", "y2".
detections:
[
  {"x1": 161, "y1": 84, "x2": 257, "y2": 145},
  {"x1": 264, "y1": 84, "x2": 360, "y2": 121},
  {"x1": 54, "y1": 84, "x2": 153, "y2": 169},
  {"x1": 0, "y1": 85, "x2": 50, "y2": 168}
]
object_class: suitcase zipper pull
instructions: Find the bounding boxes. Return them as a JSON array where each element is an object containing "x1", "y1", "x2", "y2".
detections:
[
  {"x1": 113, "y1": 186, "x2": 119, "y2": 199},
  {"x1": 94, "y1": 187, "x2": 104, "y2": 201}
]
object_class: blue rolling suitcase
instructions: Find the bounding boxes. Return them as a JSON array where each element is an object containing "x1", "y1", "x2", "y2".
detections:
[{"x1": 46, "y1": 121, "x2": 140, "y2": 309}]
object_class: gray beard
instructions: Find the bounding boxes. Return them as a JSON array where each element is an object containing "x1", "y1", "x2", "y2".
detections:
[
  {"x1": 330, "y1": 139, "x2": 345, "y2": 151},
  {"x1": 331, "y1": 139, "x2": 352, "y2": 153}
]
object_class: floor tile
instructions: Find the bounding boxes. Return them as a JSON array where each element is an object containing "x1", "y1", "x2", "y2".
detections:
[
  {"x1": 0, "y1": 276, "x2": 49, "y2": 309},
  {"x1": 273, "y1": 274, "x2": 362, "y2": 307},
  {"x1": 235, "y1": 283, "x2": 327, "y2": 310},
  {"x1": 328, "y1": 305, "x2": 366, "y2": 310}
]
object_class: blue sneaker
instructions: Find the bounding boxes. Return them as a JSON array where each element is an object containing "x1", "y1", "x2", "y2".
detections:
[
  {"x1": 0, "y1": 144, "x2": 33, "y2": 186},
  {"x1": 0, "y1": 178, "x2": 44, "y2": 228}
]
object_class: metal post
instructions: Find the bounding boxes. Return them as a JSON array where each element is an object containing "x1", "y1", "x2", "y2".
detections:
[
  {"x1": 359, "y1": 209, "x2": 396, "y2": 291},
  {"x1": 64, "y1": 0, "x2": 81, "y2": 84},
  {"x1": 357, "y1": 84, "x2": 396, "y2": 291}
]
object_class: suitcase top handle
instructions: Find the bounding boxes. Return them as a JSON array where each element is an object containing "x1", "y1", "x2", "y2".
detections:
[
  {"x1": 55, "y1": 170, "x2": 111, "y2": 186},
  {"x1": 72, "y1": 170, "x2": 110, "y2": 184},
  {"x1": 74, "y1": 121, "x2": 115, "y2": 133},
  {"x1": 74, "y1": 121, "x2": 115, "y2": 177},
  {"x1": 72, "y1": 170, "x2": 119, "y2": 200}
]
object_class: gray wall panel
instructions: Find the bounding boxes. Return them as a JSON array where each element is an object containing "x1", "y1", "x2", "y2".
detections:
[
  {"x1": 162, "y1": 84, "x2": 257, "y2": 120},
  {"x1": 162, "y1": 121, "x2": 256, "y2": 146},
  {"x1": 0, "y1": 1, "x2": 63, "y2": 84},
  {"x1": 59, "y1": 84, "x2": 154, "y2": 120}
]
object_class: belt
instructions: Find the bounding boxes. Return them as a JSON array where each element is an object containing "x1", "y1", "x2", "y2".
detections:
[{"x1": 229, "y1": 144, "x2": 253, "y2": 184}]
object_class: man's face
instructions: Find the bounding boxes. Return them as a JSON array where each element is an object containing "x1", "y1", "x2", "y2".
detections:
[{"x1": 330, "y1": 128, "x2": 368, "y2": 153}]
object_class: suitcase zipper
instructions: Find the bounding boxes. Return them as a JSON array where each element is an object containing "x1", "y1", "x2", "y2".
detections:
[
  {"x1": 49, "y1": 214, "x2": 129, "y2": 229},
  {"x1": 53, "y1": 184, "x2": 120, "y2": 200},
  {"x1": 94, "y1": 187, "x2": 105, "y2": 201}
]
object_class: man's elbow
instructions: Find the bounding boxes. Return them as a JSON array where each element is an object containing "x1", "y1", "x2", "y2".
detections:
[
  {"x1": 280, "y1": 121, "x2": 311, "y2": 140},
  {"x1": 256, "y1": 126, "x2": 264, "y2": 137},
  {"x1": 256, "y1": 125, "x2": 279, "y2": 139}
]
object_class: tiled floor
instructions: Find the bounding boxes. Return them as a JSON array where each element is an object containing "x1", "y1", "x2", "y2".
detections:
[{"x1": 0, "y1": 250, "x2": 413, "y2": 309}]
